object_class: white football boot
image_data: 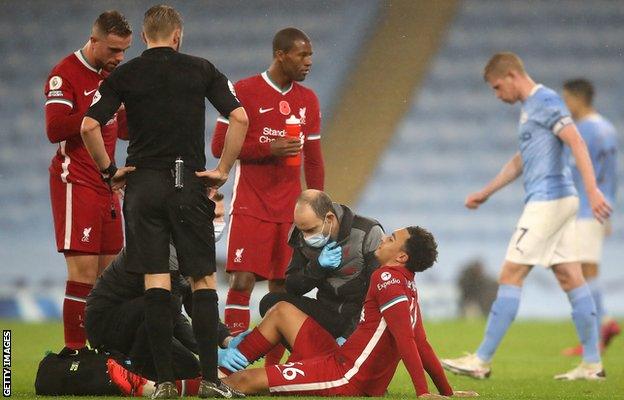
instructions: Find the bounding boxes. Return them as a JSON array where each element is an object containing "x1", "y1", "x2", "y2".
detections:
[
  {"x1": 441, "y1": 353, "x2": 491, "y2": 379},
  {"x1": 554, "y1": 362, "x2": 606, "y2": 381}
]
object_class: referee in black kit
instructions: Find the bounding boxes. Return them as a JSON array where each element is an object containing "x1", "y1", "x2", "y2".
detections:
[{"x1": 80, "y1": 5, "x2": 248, "y2": 399}]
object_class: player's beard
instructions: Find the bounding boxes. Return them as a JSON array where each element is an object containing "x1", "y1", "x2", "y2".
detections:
[{"x1": 103, "y1": 63, "x2": 116, "y2": 73}]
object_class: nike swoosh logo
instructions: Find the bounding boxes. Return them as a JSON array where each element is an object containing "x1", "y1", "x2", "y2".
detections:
[
  {"x1": 84, "y1": 89, "x2": 97, "y2": 96},
  {"x1": 259, "y1": 107, "x2": 274, "y2": 114},
  {"x1": 213, "y1": 387, "x2": 232, "y2": 398}
]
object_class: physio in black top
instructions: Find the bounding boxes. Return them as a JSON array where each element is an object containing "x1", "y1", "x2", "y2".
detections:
[{"x1": 80, "y1": 5, "x2": 248, "y2": 399}]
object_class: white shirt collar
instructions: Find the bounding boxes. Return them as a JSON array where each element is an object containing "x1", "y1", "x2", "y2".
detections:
[
  {"x1": 74, "y1": 50, "x2": 100, "y2": 73},
  {"x1": 261, "y1": 71, "x2": 293, "y2": 95},
  {"x1": 528, "y1": 83, "x2": 543, "y2": 97}
]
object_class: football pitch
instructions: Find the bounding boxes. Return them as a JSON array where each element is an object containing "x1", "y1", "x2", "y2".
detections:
[{"x1": 3, "y1": 319, "x2": 621, "y2": 399}]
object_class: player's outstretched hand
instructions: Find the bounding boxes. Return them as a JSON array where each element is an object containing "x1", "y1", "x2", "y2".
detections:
[
  {"x1": 196, "y1": 169, "x2": 228, "y2": 188},
  {"x1": 318, "y1": 241, "x2": 342, "y2": 269},
  {"x1": 419, "y1": 394, "x2": 446, "y2": 399},
  {"x1": 110, "y1": 166, "x2": 136, "y2": 192},
  {"x1": 270, "y1": 137, "x2": 303, "y2": 157},
  {"x1": 589, "y1": 188, "x2": 612, "y2": 223},
  {"x1": 451, "y1": 390, "x2": 479, "y2": 397},
  {"x1": 465, "y1": 191, "x2": 488, "y2": 209}
]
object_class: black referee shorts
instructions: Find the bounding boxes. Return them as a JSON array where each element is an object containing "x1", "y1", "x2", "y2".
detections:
[
  {"x1": 259, "y1": 292, "x2": 346, "y2": 338},
  {"x1": 123, "y1": 168, "x2": 216, "y2": 278}
]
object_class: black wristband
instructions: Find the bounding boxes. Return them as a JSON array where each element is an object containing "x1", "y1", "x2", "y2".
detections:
[{"x1": 101, "y1": 162, "x2": 118, "y2": 183}]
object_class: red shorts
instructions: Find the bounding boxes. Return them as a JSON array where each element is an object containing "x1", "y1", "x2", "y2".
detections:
[
  {"x1": 266, "y1": 318, "x2": 360, "y2": 396},
  {"x1": 49, "y1": 175, "x2": 123, "y2": 254},
  {"x1": 225, "y1": 214, "x2": 293, "y2": 280}
]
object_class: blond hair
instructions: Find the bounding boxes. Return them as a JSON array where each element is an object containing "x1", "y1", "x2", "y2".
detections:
[
  {"x1": 483, "y1": 52, "x2": 526, "y2": 81},
  {"x1": 143, "y1": 5, "x2": 183, "y2": 41}
]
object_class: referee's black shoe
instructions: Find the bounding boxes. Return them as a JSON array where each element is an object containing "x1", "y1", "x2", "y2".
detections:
[
  {"x1": 198, "y1": 379, "x2": 244, "y2": 398},
  {"x1": 151, "y1": 381, "x2": 178, "y2": 399}
]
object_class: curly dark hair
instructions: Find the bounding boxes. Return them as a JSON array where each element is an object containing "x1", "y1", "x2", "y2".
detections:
[{"x1": 403, "y1": 226, "x2": 438, "y2": 272}]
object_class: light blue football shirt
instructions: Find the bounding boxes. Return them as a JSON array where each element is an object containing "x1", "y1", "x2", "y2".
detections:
[
  {"x1": 518, "y1": 84, "x2": 577, "y2": 203},
  {"x1": 568, "y1": 114, "x2": 618, "y2": 219}
]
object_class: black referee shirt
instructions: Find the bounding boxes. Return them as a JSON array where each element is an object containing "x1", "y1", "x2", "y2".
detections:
[{"x1": 86, "y1": 47, "x2": 240, "y2": 170}]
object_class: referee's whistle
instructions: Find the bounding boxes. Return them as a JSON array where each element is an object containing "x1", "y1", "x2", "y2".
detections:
[{"x1": 174, "y1": 157, "x2": 184, "y2": 190}]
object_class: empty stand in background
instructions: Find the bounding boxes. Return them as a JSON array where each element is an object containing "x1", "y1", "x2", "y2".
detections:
[{"x1": 357, "y1": 0, "x2": 624, "y2": 317}]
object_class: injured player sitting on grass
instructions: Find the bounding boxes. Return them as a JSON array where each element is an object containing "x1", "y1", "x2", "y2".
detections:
[{"x1": 108, "y1": 226, "x2": 478, "y2": 398}]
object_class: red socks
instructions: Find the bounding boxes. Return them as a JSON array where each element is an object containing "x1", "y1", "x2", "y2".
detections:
[
  {"x1": 63, "y1": 280, "x2": 93, "y2": 349},
  {"x1": 238, "y1": 328, "x2": 274, "y2": 363},
  {"x1": 265, "y1": 344, "x2": 286, "y2": 366},
  {"x1": 224, "y1": 289, "x2": 250, "y2": 336},
  {"x1": 175, "y1": 377, "x2": 202, "y2": 396}
]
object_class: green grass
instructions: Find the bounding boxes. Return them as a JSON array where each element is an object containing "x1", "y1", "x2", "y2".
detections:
[{"x1": 2, "y1": 319, "x2": 622, "y2": 399}]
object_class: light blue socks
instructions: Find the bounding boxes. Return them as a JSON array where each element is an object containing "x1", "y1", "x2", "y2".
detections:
[
  {"x1": 476, "y1": 284, "x2": 522, "y2": 362},
  {"x1": 568, "y1": 284, "x2": 601, "y2": 363},
  {"x1": 587, "y1": 279, "x2": 604, "y2": 339}
]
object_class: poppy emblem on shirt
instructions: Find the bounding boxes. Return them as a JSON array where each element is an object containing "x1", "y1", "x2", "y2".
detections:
[{"x1": 279, "y1": 100, "x2": 291, "y2": 115}]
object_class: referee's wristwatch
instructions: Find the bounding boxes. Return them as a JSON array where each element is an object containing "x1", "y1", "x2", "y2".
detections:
[{"x1": 100, "y1": 162, "x2": 118, "y2": 184}]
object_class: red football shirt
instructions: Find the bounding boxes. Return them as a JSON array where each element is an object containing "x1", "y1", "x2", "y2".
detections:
[
  {"x1": 336, "y1": 265, "x2": 453, "y2": 396},
  {"x1": 212, "y1": 72, "x2": 324, "y2": 223},
  {"x1": 45, "y1": 50, "x2": 120, "y2": 195}
]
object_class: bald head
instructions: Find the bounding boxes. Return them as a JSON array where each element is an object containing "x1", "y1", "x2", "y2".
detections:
[
  {"x1": 296, "y1": 190, "x2": 333, "y2": 219},
  {"x1": 294, "y1": 190, "x2": 338, "y2": 240}
]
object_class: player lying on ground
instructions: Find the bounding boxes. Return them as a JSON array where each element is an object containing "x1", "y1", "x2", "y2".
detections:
[{"x1": 109, "y1": 226, "x2": 477, "y2": 398}]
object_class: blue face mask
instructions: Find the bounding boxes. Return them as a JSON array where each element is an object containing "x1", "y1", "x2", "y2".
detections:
[
  {"x1": 304, "y1": 218, "x2": 332, "y2": 248},
  {"x1": 214, "y1": 221, "x2": 226, "y2": 243}
]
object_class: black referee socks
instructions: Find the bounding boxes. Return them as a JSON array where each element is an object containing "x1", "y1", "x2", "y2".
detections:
[
  {"x1": 144, "y1": 287, "x2": 175, "y2": 383},
  {"x1": 192, "y1": 289, "x2": 219, "y2": 383}
]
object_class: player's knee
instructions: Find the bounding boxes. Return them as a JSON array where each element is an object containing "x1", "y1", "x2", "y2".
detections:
[
  {"x1": 553, "y1": 264, "x2": 585, "y2": 291},
  {"x1": 266, "y1": 301, "x2": 296, "y2": 321},
  {"x1": 498, "y1": 263, "x2": 529, "y2": 286},
  {"x1": 259, "y1": 292, "x2": 286, "y2": 317},
  {"x1": 229, "y1": 272, "x2": 255, "y2": 292},
  {"x1": 271, "y1": 300, "x2": 299, "y2": 319}
]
